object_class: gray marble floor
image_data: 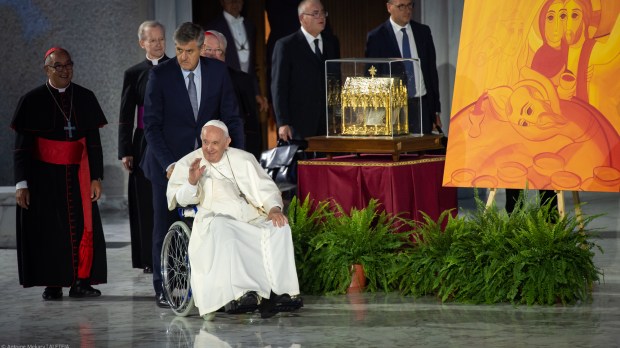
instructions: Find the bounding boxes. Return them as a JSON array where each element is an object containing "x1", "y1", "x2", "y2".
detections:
[{"x1": 0, "y1": 190, "x2": 618, "y2": 347}]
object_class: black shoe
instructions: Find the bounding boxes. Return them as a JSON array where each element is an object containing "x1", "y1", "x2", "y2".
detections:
[
  {"x1": 273, "y1": 293, "x2": 304, "y2": 312},
  {"x1": 259, "y1": 298, "x2": 278, "y2": 319},
  {"x1": 225, "y1": 291, "x2": 259, "y2": 314},
  {"x1": 69, "y1": 279, "x2": 101, "y2": 298},
  {"x1": 143, "y1": 266, "x2": 153, "y2": 274},
  {"x1": 156, "y1": 293, "x2": 171, "y2": 308},
  {"x1": 42, "y1": 287, "x2": 63, "y2": 300},
  {"x1": 260, "y1": 292, "x2": 303, "y2": 318}
]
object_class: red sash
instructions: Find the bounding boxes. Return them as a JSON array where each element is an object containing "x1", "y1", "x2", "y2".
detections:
[{"x1": 34, "y1": 137, "x2": 94, "y2": 279}]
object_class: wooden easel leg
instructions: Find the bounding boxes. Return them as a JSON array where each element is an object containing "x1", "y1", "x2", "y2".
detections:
[
  {"x1": 572, "y1": 191, "x2": 584, "y2": 232},
  {"x1": 486, "y1": 188, "x2": 497, "y2": 208},
  {"x1": 556, "y1": 190, "x2": 565, "y2": 218}
]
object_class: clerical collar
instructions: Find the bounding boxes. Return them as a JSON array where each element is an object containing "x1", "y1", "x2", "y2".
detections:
[
  {"x1": 223, "y1": 10, "x2": 243, "y2": 23},
  {"x1": 146, "y1": 54, "x2": 164, "y2": 66},
  {"x1": 48, "y1": 80, "x2": 71, "y2": 93}
]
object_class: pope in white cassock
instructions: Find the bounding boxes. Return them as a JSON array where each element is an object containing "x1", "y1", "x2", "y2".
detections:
[{"x1": 166, "y1": 120, "x2": 302, "y2": 320}]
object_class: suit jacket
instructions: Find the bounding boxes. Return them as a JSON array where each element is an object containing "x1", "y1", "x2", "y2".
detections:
[
  {"x1": 205, "y1": 13, "x2": 257, "y2": 80},
  {"x1": 228, "y1": 66, "x2": 262, "y2": 158},
  {"x1": 365, "y1": 20, "x2": 441, "y2": 114},
  {"x1": 141, "y1": 57, "x2": 244, "y2": 186},
  {"x1": 118, "y1": 56, "x2": 169, "y2": 159},
  {"x1": 271, "y1": 29, "x2": 340, "y2": 140}
]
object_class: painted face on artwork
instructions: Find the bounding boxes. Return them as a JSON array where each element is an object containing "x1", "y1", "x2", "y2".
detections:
[
  {"x1": 201, "y1": 126, "x2": 231, "y2": 163},
  {"x1": 201, "y1": 35, "x2": 225, "y2": 62},
  {"x1": 45, "y1": 50, "x2": 73, "y2": 89},
  {"x1": 564, "y1": 0, "x2": 585, "y2": 45},
  {"x1": 140, "y1": 26, "x2": 166, "y2": 60},
  {"x1": 299, "y1": 1, "x2": 327, "y2": 37},
  {"x1": 176, "y1": 40, "x2": 201, "y2": 71},
  {"x1": 506, "y1": 85, "x2": 567, "y2": 141},
  {"x1": 544, "y1": 0, "x2": 565, "y2": 48},
  {"x1": 387, "y1": 0, "x2": 413, "y2": 27}
]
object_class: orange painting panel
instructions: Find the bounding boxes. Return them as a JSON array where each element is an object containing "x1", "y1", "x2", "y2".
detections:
[{"x1": 443, "y1": 0, "x2": 620, "y2": 192}]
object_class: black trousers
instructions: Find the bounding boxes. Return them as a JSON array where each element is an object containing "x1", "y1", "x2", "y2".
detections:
[
  {"x1": 151, "y1": 181, "x2": 180, "y2": 294},
  {"x1": 505, "y1": 189, "x2": 558, "y2": 214},
  {"x1": 408, "y1": 95, "x2": 434, "y2": 134}
]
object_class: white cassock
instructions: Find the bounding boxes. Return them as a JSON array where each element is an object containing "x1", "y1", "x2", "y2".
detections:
[{"x1": 166, "y1": 147, "x2": 300, "y2": 316}]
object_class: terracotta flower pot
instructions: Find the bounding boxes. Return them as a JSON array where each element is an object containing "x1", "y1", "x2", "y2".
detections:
[{"x1": 347, "y1": 264, "x2": 366, "y2": 293}]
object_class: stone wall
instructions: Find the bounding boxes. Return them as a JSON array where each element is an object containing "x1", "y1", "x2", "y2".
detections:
[{"x1": 0, "y1": 0, "x2": 154, "y2": 209}]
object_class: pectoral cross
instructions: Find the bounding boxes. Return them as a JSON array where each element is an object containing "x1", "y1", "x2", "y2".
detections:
[{"x1": 64, "y1": 120, "x2": 76, "y2": 138}]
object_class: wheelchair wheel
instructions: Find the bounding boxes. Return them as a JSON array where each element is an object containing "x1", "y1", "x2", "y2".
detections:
[{"x1": 161, "y1": 221, "x2": 195, "y2": 316}]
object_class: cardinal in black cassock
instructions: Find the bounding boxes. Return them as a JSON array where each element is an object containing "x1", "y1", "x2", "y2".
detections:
[{"x1": 11, "y1": 47, "x2": 108, "y2": 300}]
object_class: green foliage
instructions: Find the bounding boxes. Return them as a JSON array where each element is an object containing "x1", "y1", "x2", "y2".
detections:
[
  {"x1": 287, "y1": 195, "x2": 329, "y2": 292},
  {"x1": 291, "y1": 198, "x2": 409, "y2": 295},
  {"x1": 396, "y1": 192, "x2": 602, "y2": 305},
  {"x1": 289, "y1": 192, "x2": 602, "y2": 305}
]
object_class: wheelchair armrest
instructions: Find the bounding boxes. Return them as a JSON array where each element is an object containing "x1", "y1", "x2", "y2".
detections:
[{"x1": 177, "y1": 205, "x2": 198, "y2": 218}]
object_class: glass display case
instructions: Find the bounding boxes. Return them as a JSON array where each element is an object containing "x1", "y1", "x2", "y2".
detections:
[{"x1": 325, "y1": 58, "x2": 422, "y2": 137}]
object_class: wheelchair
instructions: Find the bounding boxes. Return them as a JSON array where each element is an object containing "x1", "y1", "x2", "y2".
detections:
[
  {"x1": 161, "y1": 207, "x2": 197, "y2": 317},
  {"x1": 161, "y1": 206, "x2": 304, "y2": 318}
]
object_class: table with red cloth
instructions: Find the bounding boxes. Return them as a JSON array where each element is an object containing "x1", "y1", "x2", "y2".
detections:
[{"x1": 297, "y1": 154, "x2": 457, "y2": 222}]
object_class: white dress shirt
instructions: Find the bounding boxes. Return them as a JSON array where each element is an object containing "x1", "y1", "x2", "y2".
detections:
[
  {"x1": 301, "y1": 26, "x2": 323, "y2": 54},
  {"x1": 389, "y1": 18, "x2": 427, "y2": 97},
  {"x1": 224, "y1": 11, "x2": 250, "y2": 73}
]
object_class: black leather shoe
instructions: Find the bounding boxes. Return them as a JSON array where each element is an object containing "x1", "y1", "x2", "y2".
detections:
[
  {"x1": 42, "y1": 287, "x2": 63, "y2": 300},
  {"x1": 156, "y1": 293, "x2": 171, "y2": 308},
  {"x1": 260, "y1": 292, "x2": 303, "y2": 318},
  {"x1": 225, "y1": 291, "x2": 259, "y2": 314},
  {"x1": 69, "y1": 279, "x2": 101, "y2": 298},
  {"x1": 143, "y1": 266, "x2": 153, "y2": 274},
  {"x1": 259, "y1": 298, "x2": 278, "y2": 319},
  {"x1": 273, "y1": 293, "x2": 304, "y2": 312}
]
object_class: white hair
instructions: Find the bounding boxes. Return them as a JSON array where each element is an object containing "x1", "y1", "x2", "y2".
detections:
[
  {"x1": 203, "y1": 120, "x2": 229, "y2": 137},
  {"x1": 205, "y1": 30, "x2": 227, "y2": 51},
  {"x1": 298, "y1": 0, "x2": 322, "y2": 15},
  {"x1": 138, "y1": 20, "x2": 165, "y2": 41}
]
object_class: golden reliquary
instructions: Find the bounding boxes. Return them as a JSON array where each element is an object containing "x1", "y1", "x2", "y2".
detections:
[{"x1": 337, "y1": 65, "x2": 409, "y2": 136}]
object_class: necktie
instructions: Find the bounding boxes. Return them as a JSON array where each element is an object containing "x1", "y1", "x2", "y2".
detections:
[
  {"x1": 401, "y1": 28, "x2": 416, "y2": 97},
  {"x1": 188, "y1": 71, "x2": 198, "y2": 119},
  {"x1": 314, "y1": 38, "x2": 322, "y2": 60}
]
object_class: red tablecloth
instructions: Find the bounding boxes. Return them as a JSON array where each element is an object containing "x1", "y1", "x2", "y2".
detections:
[{"x1": 297, "y1": 154, "x2": 457, "y2": 222}]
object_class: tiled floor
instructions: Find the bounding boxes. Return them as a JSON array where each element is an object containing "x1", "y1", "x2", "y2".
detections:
[{"x1": 0, "y1": 190, "x2": 618, "y2": 347}]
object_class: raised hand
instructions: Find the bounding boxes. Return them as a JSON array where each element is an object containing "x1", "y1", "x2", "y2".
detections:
[{"x1": 188, "y1": 158, "x2": 206, "y2": 185}]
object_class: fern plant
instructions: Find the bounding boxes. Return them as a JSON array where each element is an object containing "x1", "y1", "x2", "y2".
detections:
[
  {"x1": 287, "y1": 195, "x2": 329, "y2": 292},
  {"x1": 395, "y1": 192, "x2": 602, "y2": 305},
  {"x1": 307, "y1": 199, "x2": 409, "y2": 295}
]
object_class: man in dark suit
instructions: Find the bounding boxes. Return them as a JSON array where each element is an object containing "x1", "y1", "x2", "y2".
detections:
[
  {"x1": 365, "y1": 0, "x2": 442, "y2": 135},
  {"x1": 118, "y1": 20, "x2": 169, "y2": 275},
  {"x1": 202, "y1": 30, "x2": 263, "y2": 159},
  {"x1": 141, "y1": 22, "x2": 245, "y2": 308},
  {"x1": 205, "y1": 0, "x2": 268, "y2": 113},
  {"x1": 271, "y1": 0, "x2": 340, "y2": 144}
]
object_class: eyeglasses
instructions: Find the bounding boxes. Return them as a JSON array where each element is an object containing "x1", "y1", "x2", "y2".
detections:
[
  {"x1": 46, "y1": 62, "x2": 74, "y2": 72},
  {"x1": 302, "y1": 10, "x2": 328, "y2": 18},
  {"x1": 391, "y1": 2, "x2": 414, "y2": 11},
  {"x1": 203, "y1": 48, "x2": 224, "y2": 55}
]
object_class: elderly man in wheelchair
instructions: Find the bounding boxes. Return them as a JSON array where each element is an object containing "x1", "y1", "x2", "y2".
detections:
[{"x1": 164, "y1": 120, "x2": 302, "y2": 320}]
